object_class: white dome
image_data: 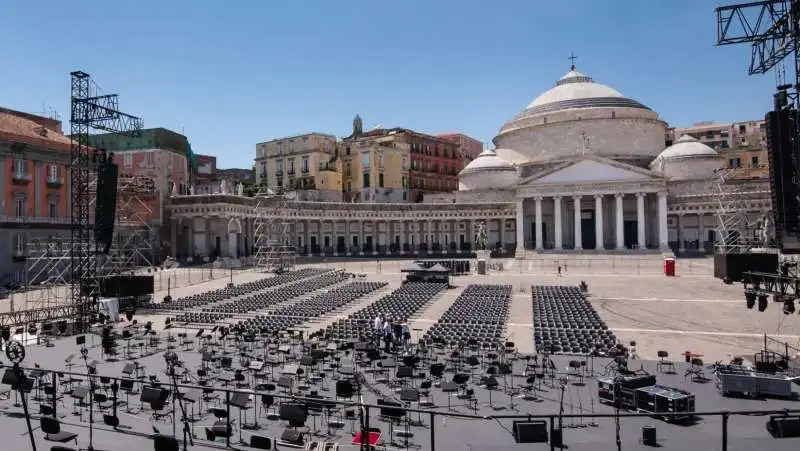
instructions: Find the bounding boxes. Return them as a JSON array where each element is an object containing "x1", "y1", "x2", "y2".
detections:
[
  {"x1": 518, "y1": 68, "x2": 651, "y2": 118},
  {"x1": 460, "y1": 148, "x2": 515, "y2": 175},
  {"x1": 656, "y1": 135, "x2": 718, "y2": 160}
]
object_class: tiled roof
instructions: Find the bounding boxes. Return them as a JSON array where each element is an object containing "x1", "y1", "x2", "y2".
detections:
[{"x1": 0, "y1": 112, "x2": 73, "y2": 152}]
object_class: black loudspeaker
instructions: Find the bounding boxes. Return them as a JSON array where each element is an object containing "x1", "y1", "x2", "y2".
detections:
[
  {"x1": 765, "y1": 108, "x2": 800, "y2": 253},
  {"x1": 99, "y1": 275, "x2": 155, "y2": 297},
  {"x1": 714, "y1": 252, "x2": 780, "y2": 282},
  {"x1": 94, "y1": 159, "x2": 119, "y2": 254},
  {"x1": 512, "y1": 420, "x2": 548, "y2": 443},
  {"x1": 642, "y1": 425, "x2": 657, "y2": 446},
  {"x1": 280, "y1": 428, "x2": 303, "y2": 445},
  {"x1": 249, "y1": 435, "x2": 272, "y2": 450},
  {"x1": 550, "y1": 427, "x2": 563, "y2": 447},
  {"x1": 767, "y1": 416, "x2": 800, "y2": 438}
]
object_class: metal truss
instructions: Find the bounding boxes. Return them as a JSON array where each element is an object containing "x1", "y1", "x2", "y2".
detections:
[
  {"x1": 743, "y1": 261, "x2": 800, "y2": 298},
  {"x1": 70, "y1": 71, "x2": 142, "y2": 331},
  {"x1": 24, "y1": 237, "x2": 73, "y2": 311},
  {"x1": 0, "y1": 305, "x2": 75, "y2": 328},
  {"x1": 253, "y1": 188, "x2": 297, "y2": 272},
  {"x1": 90, "y1": 174, "x2": 160, "y2": 276},
  {"x1": 716, "y1": 0, "x2": 797, "y2": 74}
]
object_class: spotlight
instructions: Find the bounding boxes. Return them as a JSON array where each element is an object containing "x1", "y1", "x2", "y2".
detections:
[
  {"x1": 783, "y1": 298, "x2": 796, "y2": 315},
  {"x1": 758, "y1": 294, "x2": 769, "y2": 312},
  {"x1": 745, "y1": 291, "x2": 756, "y2": 309}
]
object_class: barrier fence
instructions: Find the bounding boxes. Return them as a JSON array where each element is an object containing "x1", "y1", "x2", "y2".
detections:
[{"x1": 4, "y1": 364, "x2": 798, "y2": 451}]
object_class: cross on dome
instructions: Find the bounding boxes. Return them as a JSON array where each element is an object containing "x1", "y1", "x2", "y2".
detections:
[{"x1": 568, "y1": 52, "x2": 578, "y2": 70}]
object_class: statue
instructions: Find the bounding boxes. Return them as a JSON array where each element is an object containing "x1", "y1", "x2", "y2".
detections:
[
  {"x1": 189, "y1": 185, "x2": 195, "y2": 195},
  {"x1": 171, "y1": 182, "x2": 178, "y2": 196},
  {"x1": 237, "y1": 183, "x2": 244, "y2": 196},
  {"x1": 220, "y1": 180, "x2": 227, "y2": 194},
  {"x1": 475, "y1": 221, "x2": 489, "y2": 251}
]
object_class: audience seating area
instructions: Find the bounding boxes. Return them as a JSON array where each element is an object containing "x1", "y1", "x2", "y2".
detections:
[
  {"x1": 172, "y1": 271, "x2": 349, "y2": 324},
  {"x1": 234, "y1": 281, "x2": 388, "y2": 335},
  {"x1": 324, "y1": 282, "x2": 446, "y2": 341},
  {"x1": 532, "y1": 285, "x2": 617, "y2": 355},
  {"x1": 423, "y1": 284, "x2": 512, "y2": 347},
  {"x1": 143, "y1": 268, "x2": 329, "y2": 312}
]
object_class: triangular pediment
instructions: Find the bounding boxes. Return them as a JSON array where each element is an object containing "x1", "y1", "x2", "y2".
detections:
[{"x1": 520, "y1": 156, "x2": 659, "y2": 186}]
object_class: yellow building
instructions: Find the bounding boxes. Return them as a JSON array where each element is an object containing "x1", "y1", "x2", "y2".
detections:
[
  {"x1": 254, "y1": 133, "x2": 343, "y2": 201},
  {"x1": 341, "y1": 132, "x2": 410, "y2": 202}
]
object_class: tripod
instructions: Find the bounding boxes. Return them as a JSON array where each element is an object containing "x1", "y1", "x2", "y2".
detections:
[
  {"x1": 166, "y1": 352, "x2": 193, "y2": 451},
  {"x1": 6, "y1": 340, "x2": 36, "y2": 451}
]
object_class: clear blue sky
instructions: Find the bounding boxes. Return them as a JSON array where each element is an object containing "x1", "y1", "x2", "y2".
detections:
[{"x1": 0, "y1": 0, "x2": 783, "y2": 169}]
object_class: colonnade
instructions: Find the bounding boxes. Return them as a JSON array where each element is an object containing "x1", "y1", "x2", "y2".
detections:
[{"x1": 515, "y1": 191, "x2": 669, "y2": 252}]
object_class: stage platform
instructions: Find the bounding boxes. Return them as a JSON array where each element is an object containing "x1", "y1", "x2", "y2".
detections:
[{"x1": 0, "y1": 329, "x2": 798, "y2": 451}]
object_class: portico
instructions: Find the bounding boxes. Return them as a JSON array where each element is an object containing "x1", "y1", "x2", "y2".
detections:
[{"x1": 514, "y1": 155, "x2": 669, "y2": 254}]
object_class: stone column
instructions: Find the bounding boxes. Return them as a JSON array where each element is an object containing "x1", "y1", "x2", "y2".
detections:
[
  {"x1": 304, "y1": 220, "x2": 310, "y2": 255},
  {"x1": 319, "y1": 219, "x2": 324, "y2": 255},
  {"x1": 515, "y1": 199, "x2": 525, "y2": 257},
  {"x1": 359, "y1": 221, "x2": 365, "y2": 256},
  {"x1": 456, "y1": 220, "x2": 462, "y2": 252},
  {"x1": 372, "y1": 220, "x2": 378, "y2": 255},
  {"x1": 658, "y1": 191, "x2": 669, "y2": 251},
  {"x1": 554, "y1": 196, "x2": 563, "y2": 250},
  {"x1": 332, "y1": 220, "x2": 338, "y2": 257},
  {"x1": 400, "y1": 221, "x2": 406, "y2": 255},
  {"x1": 535, "y1": 197, "x2": 543, "y2": 251},
  {"x1": 344, "y1": 220, "x2": 351, "y2": 256},
  {"x1": 170, "y1": 218, "x2": 178, "y2": 257},
  {"x1": 205, "y1": 218, "x2": 212, "y2": 258},
  {"x1": 573, "y1": 195, "x2": 582, "y2": 250},
  {"x1": 0, "y1": 155, "x2": 5, "y2": 215},
  {"x1": 594, "y1": 194, "x2": 604, "y2": 250},
  {"x1": 677, "y1": 214, "x2": 685, "y2": 252},
  {"x1": 698, "y1": 213, "x2": 705, "y2": 253},
  {"x1": 636, "y1": 193, "x2": 646, "y2": 250},
  {"x1": 615, "y1": 194, "x2": 625, "y2": 250}
]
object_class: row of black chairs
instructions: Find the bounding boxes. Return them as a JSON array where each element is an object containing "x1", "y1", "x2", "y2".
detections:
[
  {"x1": 532, "y1": 285, "x2": 618, "y2": 355},
  {"x1": 233, "y1": 281, "x2": 388, "y2": 336},
  {"x1": 423, "y1": 284, "x2": 512, "y2": 347},
  {"x1": 323, "y1": 282, "x2": 447, "y2": 341},
  {"x1": 144, "y1": 268, "x2": 329, "y2": 312}
]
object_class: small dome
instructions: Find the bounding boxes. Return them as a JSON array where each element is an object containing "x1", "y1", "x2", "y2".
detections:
[
  {"x1": 460, "y1": 148, "x2": 515, "y2": 175},
  {"x1": 657, "y1": 135, "x2": 718, "y2": 160}
]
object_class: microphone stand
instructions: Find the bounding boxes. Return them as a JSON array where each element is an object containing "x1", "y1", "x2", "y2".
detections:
[
  {"x1": 556, "y1": 377, "x2": 567, "y2": 451},
  {"x1": 167, "y1": 356, "x2": 193, "y2": 451},
  {"x1": 80, "y1": 345, "x2": 101, "y2": 451}
]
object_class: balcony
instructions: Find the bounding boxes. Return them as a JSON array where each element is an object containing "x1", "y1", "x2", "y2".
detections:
[
  {"x1": 318, "y1": 162, "x2": 337, "y2": 172},
  {"x1": 12, "y1": 172, "x2": 32, "y2": 184},
  {"x1": 46, "y1": 176, "x2": 64, "y2": 188},
  {"x1": 276, "y1": 170, "x2": 283, "y2": 177},
  {"x1": 301, "y1": 167, "x2": 309, "y2": 174},
  {"x1": 1, "y1": 215, "x2": 72, "y2": 225},
  {"x1": 12, "y1": 249, "x2": 25, "y2": 262}
]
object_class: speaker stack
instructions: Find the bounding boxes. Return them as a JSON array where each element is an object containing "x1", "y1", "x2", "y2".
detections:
[
  {"x1": 94, "y1": 150, "x2": 119, "y2": 255},
  {"x1": 765, "y1": 106, "x2": 800, "y2": 253}
]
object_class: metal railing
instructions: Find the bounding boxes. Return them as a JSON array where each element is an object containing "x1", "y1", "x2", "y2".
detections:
[{"x1": 5, "y1": 364, "x2": 798, "y2": 451}]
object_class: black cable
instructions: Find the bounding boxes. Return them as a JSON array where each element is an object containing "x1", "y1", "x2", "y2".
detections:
[{"x1": 613, "y1": 376, "x2": 622, "y2": 451}]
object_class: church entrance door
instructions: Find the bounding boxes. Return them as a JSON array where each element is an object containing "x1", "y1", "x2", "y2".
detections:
[
  {"x1": 624, "y1": 220, "x2": 637, "y2": 249},
  {"x1": 337, "y1": 236, "x2": 346, "y2": 254},
  {"x1": 581, "y1": 210, "x2": 596, "y2": 250}
]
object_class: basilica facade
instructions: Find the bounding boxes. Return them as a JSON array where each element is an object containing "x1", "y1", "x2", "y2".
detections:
[{"x1": 166, "y1": 66, "x2": 771, "y2": 259}]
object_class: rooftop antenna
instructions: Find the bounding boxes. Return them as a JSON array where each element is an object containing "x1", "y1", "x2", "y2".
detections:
[{"x1": 568, "y1": 52, "x2": 578, "y2": 71}]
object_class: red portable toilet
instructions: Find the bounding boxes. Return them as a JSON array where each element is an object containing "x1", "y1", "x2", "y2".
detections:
[{"x1": 664, "y1": 257, "x2": 676, "y2": 277}]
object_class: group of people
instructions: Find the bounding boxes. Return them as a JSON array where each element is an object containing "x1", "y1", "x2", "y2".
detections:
[{"x1": 373, "y1": 314, "x2": 411, "y2": 353}]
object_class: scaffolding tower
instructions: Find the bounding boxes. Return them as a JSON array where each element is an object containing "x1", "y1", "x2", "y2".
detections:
[
  {"x1": 23, "y1": 174, "x2": 160, "y2": 311},
  {"x1": 711, "y1": 168, "x2": 769, "y2": 254},
  {"x1": 253, "y1": 188, "x2": 297, "y2": 272}
]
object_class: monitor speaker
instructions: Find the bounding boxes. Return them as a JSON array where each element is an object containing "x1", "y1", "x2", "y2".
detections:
[
  {"x1": 765, "y1": 108, "x2": 800, "y2": 253},
  {"x1": 512, "y1": 420, "x2": 548, "y2": 443},
  {"x1": 767, "y1": 416, "x2": 800, "y2": 438}
]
